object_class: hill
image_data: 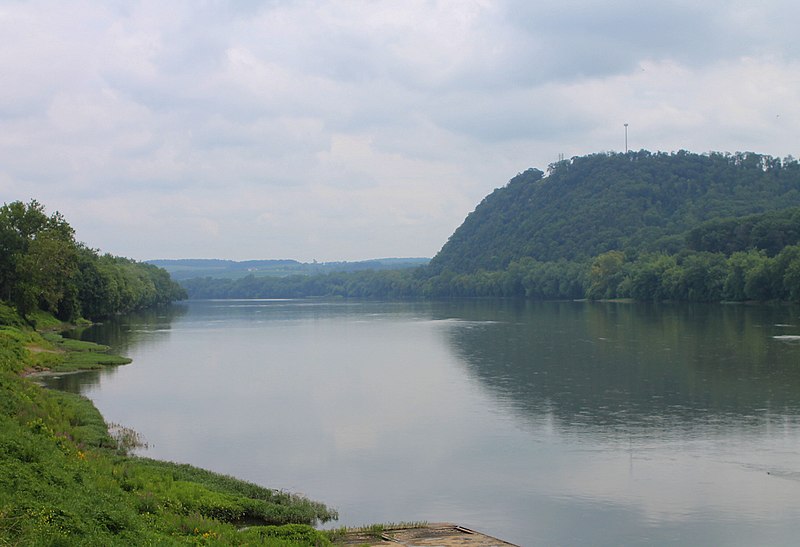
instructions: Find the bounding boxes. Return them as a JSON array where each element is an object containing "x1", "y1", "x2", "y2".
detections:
[
  {"x1": 149, "y1": 257, "x2": 430, "y2": 281},
  {"x1": 176, "y1": 150, "x2": 800, "y2": 303},
  {"x1": 429, "y1": 151, "x2": 800, "y2": 274}
]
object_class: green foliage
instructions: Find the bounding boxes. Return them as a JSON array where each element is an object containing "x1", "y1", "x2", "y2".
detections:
[
  {"x1": 420, "y1": 151, "x2": 800, "y2": 303},
  {"x1": 115, "y1": 459, "x2": 337, "y2": 525},
  {"x1": 687, "y1": 207, "x2": 800, "y2": 255},
  {"x1": 429, "y1": 151, "x2": 800, "y2": 274},
  {"x1": 182, "y1": 269, "x2": 424, "y2": 300},
  {"x1": 42, "y1": 332, "x2": 109, "y2": 352},
  {"x1": 57, "y1": 351, "x2": 132, "y2": 371},
  {"x1": 240, "y1": 524, "x2": 332, "y2": 545},
  {"x1": 626, "y1": 254, "x2": 678, "y2": 301},
  {"x1": 0, "y1": 325, "x2": 36, "y2": 374},
  {"x1": 75, "y1": 250, "x2": 188, "y2": 320},
  {"x1": 0, "y1": 200, "x2": 186, "y2": 323},
  {"x1": 180, "y1": 150, "x2": 800, "y2": 304},
  {"x1": 579, "y1": 246, "x2": 800, "y2": 302},
  {"x1": 0, "y1": 322, "x2": 337, "y2": 546},
  {"x1": 180, "y1": 259, "x2": 590, "y2": 301},
  {"x1": 24, "y1": 331, "x2": 133, "y2": 372},
  {"x1": 0, "y1": 302, "x2": 24, "y2": 327},
  {"x1": 151, "y1": 258, "x2": 430, "y2": 281},
  {"x1": 24, "y1": 309, "x2": 65, "y2": 330},
  {"x1": 587, "y1": 251, "x2": 627, "y2": 300}
]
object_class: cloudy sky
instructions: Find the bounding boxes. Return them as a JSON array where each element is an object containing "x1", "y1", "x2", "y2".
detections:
[{"x1": 2, "y1": 1, "x2": 799, "y2": 261}]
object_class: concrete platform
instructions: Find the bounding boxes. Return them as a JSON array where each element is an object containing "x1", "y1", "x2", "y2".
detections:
[{"x1": 335, "y1": 523, "x2": 519, "y2": 546}]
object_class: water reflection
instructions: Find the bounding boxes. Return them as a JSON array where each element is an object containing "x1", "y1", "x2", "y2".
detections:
[
  {"x1": 441, "y1": 300, "x2": 800, "y2": 437},
  {"x1": 37, "y1": 369, "x2": 104, "y2": 392},
  {"x1": 74, "y1": 304, "x2": 188, "y2": 354},
  {"x1": 39, "y1": 299, "x2": 800, "y2": 545},
  {"x1": 39, "y1": 304, "x2": 187, "y2": 393}
]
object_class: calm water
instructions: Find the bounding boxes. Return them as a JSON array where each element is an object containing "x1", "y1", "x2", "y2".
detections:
[{"x1": 44, "y1": 299, "x2": 800, "y2": 546}]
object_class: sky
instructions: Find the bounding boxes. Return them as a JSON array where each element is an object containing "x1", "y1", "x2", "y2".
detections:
[{"x1": 2, "y1": 0, "x2": 799, "y2": 262}]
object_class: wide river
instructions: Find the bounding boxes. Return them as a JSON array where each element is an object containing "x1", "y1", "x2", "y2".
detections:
[{"x1": 44, "y1": 299, "x2": 800, "y2": 546}]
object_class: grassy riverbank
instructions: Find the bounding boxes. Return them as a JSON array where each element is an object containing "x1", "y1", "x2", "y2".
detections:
[{"x1": 0, "y1": 303, "x2": 338, "y2": 545}]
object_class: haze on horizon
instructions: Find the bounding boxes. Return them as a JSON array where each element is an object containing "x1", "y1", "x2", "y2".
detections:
[{"x1": 2, "y1": 1, "x2": 798, "y2": 262}]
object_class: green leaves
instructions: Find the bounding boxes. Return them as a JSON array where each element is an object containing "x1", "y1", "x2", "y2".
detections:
[
  {"x1": 0, "y1": 200, "x2": 186, "y2": 322},
  {"x1": 430, "y1": 151, "x2": 800, "y2": 275}
]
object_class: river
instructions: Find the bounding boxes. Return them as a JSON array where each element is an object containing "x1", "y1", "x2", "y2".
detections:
[{"x1": 42, "y1": 299, "x2": 800, "y2": 545}]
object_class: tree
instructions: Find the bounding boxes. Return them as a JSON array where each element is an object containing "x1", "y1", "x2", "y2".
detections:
[
  {"x1": 0, "y1": 200, "x2": 78, "y2": 317},
  {"x1": 15, "y1": 232, "x2": 78, "y2": 316},
  {"x1": 627, "y1": 254, "x2": 677, "y2": 301},
  {"x1": 724, "y1": 250, "x2": 768, "y2": 301},
  {"x1": 782, "y1": 248, "x2": 800, "y2": 301},
  {"x1": 587, "y1": 251, "x2": 626, "y2": 299},
  {"x1": 680, "y1": 253, "x2": 727, "y2": 302},
  {"x1": 1, "y1": 200, "x2": 186, "y2": 320}
]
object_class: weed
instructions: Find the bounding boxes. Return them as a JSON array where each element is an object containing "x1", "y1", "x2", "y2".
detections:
[{"x1": 0, "y1": 308, "x2": 340, "y2": 545}]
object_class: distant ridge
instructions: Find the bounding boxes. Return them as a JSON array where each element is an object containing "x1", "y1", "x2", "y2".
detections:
[{"x1": 148, "y1": 257, "x2": 430, "y2": 280}]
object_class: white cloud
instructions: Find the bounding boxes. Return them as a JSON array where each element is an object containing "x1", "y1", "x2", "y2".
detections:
[{"x1": 1, "y1": 0, "x2": 799, "y2": 261}]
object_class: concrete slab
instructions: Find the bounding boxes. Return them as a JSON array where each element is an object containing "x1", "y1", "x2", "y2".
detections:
[{"x1": 334, "y1": 523, "x2": 519, "y2": 547}]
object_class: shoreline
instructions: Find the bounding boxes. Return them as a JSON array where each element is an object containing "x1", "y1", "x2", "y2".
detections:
[
  {"x1": 1, "y1": 316, "x2": 339, "y2": 545},
  {"x1": 9, "y1": 317, "x2": 518, "y2": 545}
]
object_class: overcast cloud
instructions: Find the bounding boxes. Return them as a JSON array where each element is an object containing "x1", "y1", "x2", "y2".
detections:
[{"x1": 2, "y1": 0, "x2": 799, "y2": 261}]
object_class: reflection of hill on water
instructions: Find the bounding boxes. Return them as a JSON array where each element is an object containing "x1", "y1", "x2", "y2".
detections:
[
  {"x1": 36, "y1": 369, "x2": 104, "y2": 393},
  {"x1": 440, "y1": 300, "x2": 800, "y2": 434},
  {"x1": 70, "y1": 303, "x2": 189, "y2": 354},
  {"x1": 43, "y1": 304, "x2": 189, "y2": 394}
]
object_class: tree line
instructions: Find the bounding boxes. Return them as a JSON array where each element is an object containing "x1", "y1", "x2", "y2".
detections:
[
  {"x1": 0, "y1": 200, "x2": 186, "y2": 322},
  {"x1": 182, "y1": 203, "x2": 800, "y2": 303},
  {"x1": 180, "y1": 247, "x2": 800, "y2": 303}
]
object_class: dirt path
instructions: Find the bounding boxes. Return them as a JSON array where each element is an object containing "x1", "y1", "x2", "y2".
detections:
[{"x1": 25, "y1": 344, "x2": 62, "y2": 354}]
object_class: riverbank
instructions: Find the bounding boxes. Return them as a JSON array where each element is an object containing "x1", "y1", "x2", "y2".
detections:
[
  {"x1": 2, "y1": 307, "x2": 520, "y2": 546},
  {"x1": 0, "y1": 308, "x2": 338, "y2": 545}
]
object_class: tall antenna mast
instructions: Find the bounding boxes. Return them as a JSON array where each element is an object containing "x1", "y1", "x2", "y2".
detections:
[{"x1": 624, "y1": 123, "x2": 629, "y2": 153}]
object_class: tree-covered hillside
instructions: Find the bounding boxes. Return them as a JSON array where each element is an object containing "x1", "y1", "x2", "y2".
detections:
[
  {"x1": 0, "y1": 200, "x2": 186, "y2": 322},
  {"x1": 178, "y1": 150, "x2": 800, "y2": 303},
  {"x1": 430, "y1": 151, "x2": 800, "y2": 273}
]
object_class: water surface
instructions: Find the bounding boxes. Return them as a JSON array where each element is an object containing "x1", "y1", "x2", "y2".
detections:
[{"x1": 46, "y1": 300, "x2": 800, "y2": 545}]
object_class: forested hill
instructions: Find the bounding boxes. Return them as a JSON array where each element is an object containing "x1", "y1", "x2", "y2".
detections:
[
  {"x1": 179, "y1": 150, "x2": 800, "y2": 303},
  {"x1": 149, "y1": 257, "x2": 429, "y2": 280},
  {"x1": 429, "y1": 151, "x2": 800, "y2": 274},
  {"x1": 0, "y1": 200, "x2": 186, "y2": 322}
]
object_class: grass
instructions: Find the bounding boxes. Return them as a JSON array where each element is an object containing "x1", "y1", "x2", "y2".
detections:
[
  {"x1": 325, "y1": 521, "x2": 430, "y2": 545},
  {"x1": 333, "y1": 521, "x2": 429, "y2": 536},
  {"x1": 30, "y1": 332, "x2": 133, "y2": 372},
  {"x1": 42, "y1": 332, "x2": 110, "y2": 352},
  {"x1": 23, "y1": 309, "x2": 65, "y2": 331},
  {"x1": 0, "y1": 302, "x2": 24, "y2": 328},
  {"x1": 59, "y1": 350, "x2": 133, "y2": 371},
  {"x1": 0, "y1": 304, "x2": 338, "y2": 546}
]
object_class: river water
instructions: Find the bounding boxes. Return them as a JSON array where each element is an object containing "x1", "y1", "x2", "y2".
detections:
[{"x1": 44, "y1": 299, "x2": 800, "y2": 545}]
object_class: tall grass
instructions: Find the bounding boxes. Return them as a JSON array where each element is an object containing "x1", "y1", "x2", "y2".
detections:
[{"x1": 0, "y1": 306, "x2": 337, "y2": 546}]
